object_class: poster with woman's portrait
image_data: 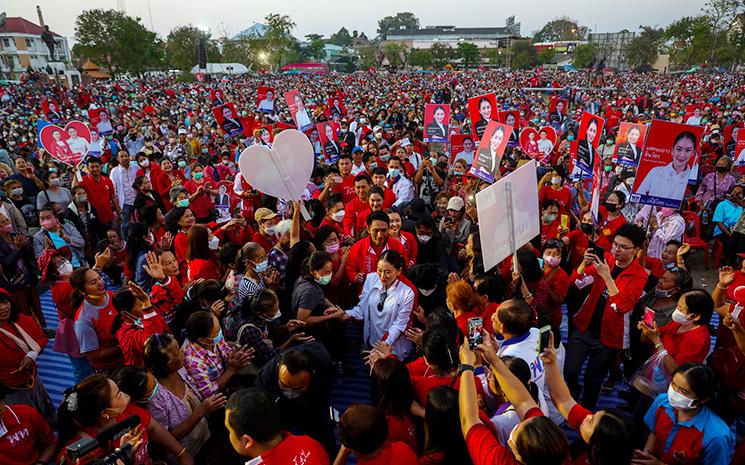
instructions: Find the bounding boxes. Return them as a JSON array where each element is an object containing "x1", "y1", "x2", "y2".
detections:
[
  {"x1": 468, "y1": 93, "x2": 497, "y2": 142},
  {"x1": 42, "y1": 99, "x2": 63, "y2": 123},
  {"x1": 87, "y1": 108, "x2": 113, "y2": 136},
  {"x1": 284, "y1": 90, "x2": 313, "y2": 132},
  {"x1": 424, "y1": 104, "x2": 450, "y2": 143},
  {"x1": 317, "y1": 122, "x2": 341, "y2": 164},
  {"x1": 734, "y1": 129, "x2": 745, "y2": 166},
  {"x1": 255, "y1": 125, "x2": 274, "y2": 147},
  {"x1": 548, "y1": 98, "x2": 568, "y2": 128},
  {"x1": 630, "y1": 120, "x2": 703, "y2": 208},
  {"x1": 470, "y1": 121, "x2": 512, "y2": 184},
  {"x1": 498, "y1": 111, "x2": 520, "y2": 147},
  {"x1": 39, "y1": 121, "x2": 92, "y2": 166},
  {"x1": 572, "y1": 112, "x2": 605, "y2": 175},
  {"x1": 256, "y1": 86, "x2": 275, "y2": 113},
  {"x1": 724, "y1": 123, "x2": 743, "y2": 158},
  {"x1": 613, "y1": 122, "x2": 648, "y2": 167},
  {"x1": 684, "y1": 104, "x2": 703, "y2": 125},
  {"x1": 327, "y1": 96, "x2": 346, "y2": 117},
  {"x1": 519, "y1": 128, "x2": 539, "y2": 158},
  {"x1": 450, "y1": 134, "x2": 475, "y2": 165},
  {"x1": 211, "y1": 89, "x2": 227, "y2": 107},
  {"x1": 535, "y1": 126, "x2": 557, "y2": 165},
  {"x1": 212, "y1": 103, "x2": 245, "y2": 137}
]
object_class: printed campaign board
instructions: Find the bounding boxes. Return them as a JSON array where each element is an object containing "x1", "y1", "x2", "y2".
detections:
[
  {"x1": 613, "y1": 122, "x2": 648, "y2": 167},
  {"x1": 572, "y1": 112, "x2": 605, "y2": 175},
  {"x1": 284, "y1": 90, "x2": 313, "y2": 132},
  {"x1": 468, "y1": 93, "x2": 498, "y2": 141},
  {"x1": 423, "y1": 104, "x2": 450, "y2": 143},
  {"x1": 470, "y1": 121, "x2": 512, "y2": 183},
  {"x1": 212, "y1": 103, "x2": 245, "y2": 137}
]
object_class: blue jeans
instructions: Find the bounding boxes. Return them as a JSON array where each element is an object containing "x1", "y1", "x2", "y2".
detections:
[
  {"x1": 69, "y1": 355, "x2": 94, "y2": 384},
  {"x1": 121, "y1": 204, "x2": 136, "y2": 239}
]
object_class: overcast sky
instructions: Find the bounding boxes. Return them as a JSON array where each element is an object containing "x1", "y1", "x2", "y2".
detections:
[{"x1": 7, "y1": 0, "x2": 704, "y2": 41}]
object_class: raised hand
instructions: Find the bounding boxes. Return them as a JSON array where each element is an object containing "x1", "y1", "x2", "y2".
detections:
[{"x1": 143, "y1": 251, "x2": 166, "y2": 281}]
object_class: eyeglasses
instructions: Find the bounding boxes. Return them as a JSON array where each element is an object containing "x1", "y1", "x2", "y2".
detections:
[
  {"x1": 377, "y1": 291, "x2": 388, "y2": 312},
  {"x1": 611, "y1": 241, "x2": 635, "y2": 251}
]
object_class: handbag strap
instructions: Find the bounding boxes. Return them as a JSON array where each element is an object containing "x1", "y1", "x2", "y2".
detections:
[
  {"x1": 236, "y1": 322, "x2": 261, "y2": 344},
  {"x1": 0, "y1": 322, "x2": 41, "y2": 354}
]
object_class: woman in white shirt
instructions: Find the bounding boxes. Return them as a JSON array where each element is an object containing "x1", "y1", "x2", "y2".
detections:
[{"x1": 343, "y1": 250, "x2": 415, "y2": 359}]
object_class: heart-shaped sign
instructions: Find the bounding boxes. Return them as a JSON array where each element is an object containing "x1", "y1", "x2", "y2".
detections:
[
  {"x1": 238, "y1": 129, "x2": 314, "y2": 200},
  {"x1": 538, "y1": 126, "x2": 558, "y2": 146},
  {"x1": 39, "y1": 121, "x2": 92, "y2": 166},
  {"x1": 519, "y1": 127, "x2": 539, "y2": 157}
]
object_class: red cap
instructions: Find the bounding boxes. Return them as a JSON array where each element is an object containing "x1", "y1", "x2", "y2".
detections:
[{"x1": 37, "y1": 247, "x2": 71, "y2": 283}]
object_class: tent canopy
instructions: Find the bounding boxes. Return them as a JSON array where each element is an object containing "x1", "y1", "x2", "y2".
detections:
[{"x1": 191, "y1": 63, "x2": 249, "y2": 75}]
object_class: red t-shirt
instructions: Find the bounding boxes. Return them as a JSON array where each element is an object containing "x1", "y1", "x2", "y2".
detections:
[
  {"x1": 465, "y1": 408, "x2": 545, "y2": 465},
  {"x1": 387, "y1": 413, "x2": 418, "y2": 452},
  {"x1": 566, "y1": 403, "x2": 592, "y2": 465},
  {"x1": 0, "y1": 404, "x2": 56, "y2": 465},
  {"x1": 252, "y1": 434, "x2": 329, "y2": 465},
  {"x1": 566, "y1": 231, "x2": 611, "y2": 271},
  {"x1": 541, "y1": 219, "x2": 561, "y2": 245},
  {"x1": 456, "y1": 310, "x2": 479, "y2": 340},
  {"x1": 343, "y1": 197, "x2": 372, "y2": 237},
  {"x1": 540, "y1": 186, "x2": 572, "y2": 214},
  {"x1": 252, "y1": 232, "x2": 275, "y2": 254},
  {"x1": 411, "y1": 373, "x2": 485, "y2": 407},
  {"x1": 645, "y1": 256, "x2": 666, "y2": 279},
  {"x1": 597, "y1": 209, "x2": 627, "y2": 242},
  {"x1": 357, "y1": 442, "x2": 419, "y2": 465},
  {"x1": 659, "y1": 322, "x2": 711, "y2": 365},
  {"x1": 116, "y1": 311, "x2": 172, "y2": 367},
  {"x1": 79, "y1": 174, "x2": 116, "y2": 223},
  {"x1": 338, "y1": 175, "x2": 356, "y2": 203},
  {"x1": 544, "y1": 267, "x2": 571, "y2": 328},
  {"x1": 184, "y1": 179, "x2": 215, "y2": 219},
  {"x1": 0, "y1": 315, "x2": 47, "y2": 387},
  {"x1": 480, "y1": 303, "x2": 499, "y2": 330},
  {"x1": 187, "y1": 257, "x2": 221, "y2": 283}
]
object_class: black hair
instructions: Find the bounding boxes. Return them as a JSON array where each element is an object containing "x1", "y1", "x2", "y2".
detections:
[
  {"x1": 681, "y1": 289, "x2": 714, "y2": 326},
  {"x1": 313, "y1": 225, "x2": 340, "y2": 251},
  {"x1": 422, "y1": 328, "x2": 457, "y2": 371},
  {"x1": 185, "y1": 311, "x2": 215, "y2": 342},
  {"x1": 218, "y1": 242, "x2": 242, "y2": 268},
  {"x1": 111, "y1": 366, "x2": 150, "y2": 406},
  {"x1": 165, "y1": 206, "x2": 189, "y2": 234},
  {"x1": 370, "y1": 358, "x2": 414, "y2": 419},
  {"x1": 354, "y1": 173, "x2": 372, "y2": 185},
  {"x1": 424, "y1": 387, "x2": 474, "y2": 465},
  {"x1": 379, "y1": 249, "x2": 404, "y2": 271},
  {"x1": 498, "y1": 356, "x2": 541, "y2": 403},
  {"x1": 125, "y1": 222, "x2": 150, "y2": 278},
  {"x1": 338, "y1": 404, "x2": 388, "y2": 455},
  {"x1": 673, "y1": 131, "x2": 698, "y2": 149},
  {"x1": 139, "y1": 204, "x2": 160, "y2": 228},
  {"x1": 372, "y1": 166, "x2": 388, "y2": 177},
  {"x1": 416, "y1": 213, "x2": 436, "y2": 230},
  {"x1": 517, "y1": 250, "x2": 543, "y2": 282},
  {"x1": 587, "y1": 408, "x2": 637, "y2": 465},
  {"x1": 672, "y1": 363, "x2": 717, "y2": 402},
  {"x1": 144, "y1": 332, "x2": 177, "y2": 379},
  {"x1": 409, "y1": 263, "x2": 440, "y2": 289},
  {"x1": 0, "y1": 291, "x2": 21, "y2": 322},
  {"x1": 325, "y1": 193, "x2": 344, "y2": 211},
  {"x1": 301, "y1": 251, "x2": 333, "y2": 279},
  {"x1": 473, "y1": 274, "x2": 506, "y2": 303},
  {"x1": 541, "y1": 199, "x2": 560, "y2": 211},
  {"x1": 279, "y1": 348, "x2": 315, "y2": 375},
  {"x1": 285, "y1": 240, "x2": 315, "y2": 296},
  {"x1": 369, "y1": 185, "x2": 384, "y2": 198},
  {"x1": 608, "y1": 190, "x2": 626, "y2": 206},
  {"x1": 496, "y1": 299, "x2": 533, "y2": 335},
  {"x1": 226, "y1": 388, "x2": 281, "y2": 443},
  {"x1": 615, "y1": 223, "x2": 645, "y2": 248}
]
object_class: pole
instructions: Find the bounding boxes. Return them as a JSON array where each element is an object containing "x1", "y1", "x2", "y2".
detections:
[{"x1": 505, "y1": 181, "x2": 518, "y2": 267}]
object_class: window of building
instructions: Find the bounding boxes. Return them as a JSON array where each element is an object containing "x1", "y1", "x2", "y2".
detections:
[
  {"x1": 2, "y1": 38, "x2": 10, "y2": 48},
  {"x1": 25, "y1": 38, "x2": 33, "y2": 47}
]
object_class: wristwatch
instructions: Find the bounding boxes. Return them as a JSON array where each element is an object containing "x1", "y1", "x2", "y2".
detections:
[{"x1": 458, "y1": 364, "x2": 475, "y2": 374}]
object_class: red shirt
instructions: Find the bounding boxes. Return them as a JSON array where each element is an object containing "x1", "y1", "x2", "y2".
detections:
[
  {"x1": 345, "y1": 236, "x2": 407, "y2": 284},
  {"x1": 151, "y1": 276, "x2": 184, "y2": 324},
  {"x1": 252, "y1": 232, "x2": 275, "y2": 254},
  {"x1": 566, "y1": 403, "x2": 592, "y2": 465},
  {"x1": 456, "y1": 310, "x2": 479, "y2": 339},
  {"x1": 187, "y1": 257, "x2": 221, "y2": 283},
  {"x1": 116, "y1": 311, "x2": 172, "y2": 367},
  {"x1": 387, "y1": 414, "x2": 418, "y2": 452},
  {"x1": 51, "y1": 280, "x2": 76, "y2": 320},
  {"x1": 357, "y1": 442, "x2": 418, "y2": 465},
  {"x1": 184, "y1": 179, "x2": 215, "y2": 219},
  {"x1": 0, "y1": 315, "x2": 47, "y2": 387},
  {"x1": 645, "y1": 256, "x2": 666, "y2": 279},
  {"x1": 0, "y1": 404, "x2": 56, "y2": 465},
  {"x1": 480, "y1": 303, "x2": 499, "y2": 330},
  {"x1": 541, "y1": 219, "x2": 560, "y2": 244},
  {"x1": 566, "y1": 231, "x2": 611, "y2": 271},
  {"x1": 78, "y1": 174, "x2": 116, "y2": 223},
  {"x1": 252, "y1": 434, "x2": 329, "y2": 465},
  {"x1": 338, "y1": 175, "x2": 356, "y2": 203},
  {"x1": 544, "y1": 266, "x2": 570, "y2": 328},
  {"x1": 658, "y1": 322, "x2": 711, "y2": 366},
  {"x1": 540, "y1": 186, "x2": 572, "y2": 214},
  {"x1": 597, "y1": 209, "x2": 627, "y2": 242},
  {"x1": 395, "y1": 231, "x2": 418, "y2": 267},
  {"x1": 465, "y1": 408, "x2": 547, "y2": 465},
  {"x1": 343, "y1": 197, "x2": 372, "y2": 237},
  {"x1": 173, "y1": 230, "x2": 189, "y2": 277},
  {"x1": 411, "y1": 373, "x2": 485, "y2": 407}
]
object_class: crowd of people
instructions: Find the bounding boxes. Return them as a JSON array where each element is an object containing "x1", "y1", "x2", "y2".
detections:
[{"x1": 0, "y1": 67, "x2": 744, "y2": 465}]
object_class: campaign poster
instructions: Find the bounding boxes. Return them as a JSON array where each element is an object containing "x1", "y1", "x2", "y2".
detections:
[
  {"x1": 735, "y1": 130, "x2": 745, "y2": 166},
  {"x1": 498, "y1": 110, "x2": 520, "y2": 147},
  {"x1": 724, "y1": 123, "x2": 743, "y2": 158},
  {"x1": 468, "y1": 93, "x2": 497, "y2": 141},
  {"x1": 476, "y1": 160, "x2": 540, "y2": 271},
  {"x1": 256, "y1": 86, "x2": 275, "y2": 113},
  {"x1": 215, "y1": 181, "x2": 234, "y2": 223},
  {"x1": 590, "y1": 148, "x2": 602, "y2": 224},
  {"x1": 630, "y1": 120, "x2": 703, "y2": 209},
  {"x1": 255, "y1": 125, "x2": 274, "y2": 146},
  {"x1": 572, "y1": 112, "x2": 605, "y2": 175},
  {"x1": 212, "y1": 103, "x2": 245, "y2": 137},
  {"x1": 423, "y1": 103, "x2": 450, "y2": 143},
  {"x1": 327, "y1": 96, "x2": 345, "y2": 117},
  {"x1": 284, "y1": 90, "x2": 313, "y2": 132},
  {"x1": 87, "y1": 108, "x2": 113, "y2": 136},
  {"x1": 519, "y1": 128, "x2": 540, "y2": 159},
  {"x1": 470, "y1": 121, "x2": 512, "y2": 184},
  {"x1": 39, "y1": 121, "x2": 92, "y2": 166},
  {"x1": 613, "y1": 122, "x2": 648, "y2": 167},
  {"x1": 684, "y1": 104, "x2": 703, "y2": 125},
  {"x1": 548, "y1": 98, "x2": 568, "y2": 127},
  {"x1": 88, "y1": 129, "x2": 104, "y2": 157},
  {"x1": 535, "y1": 126, "x2": 557, "y2": 165},
  {"x1": 317, "y1": 122, "x2": 340, "y2": 163},
  {"x1": 211, "y1": 89, "x2": 228, "y2": 106},
  {"x1": 42, "y1": 99, "x2": 63, "y2": 123},
  {"x1": 451, "y1": 134, "x2": 476, "y2": 165}
]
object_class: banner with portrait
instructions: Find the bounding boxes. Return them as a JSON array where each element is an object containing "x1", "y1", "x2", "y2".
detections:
[
  {"x1": 284, "y1": 90, "x2": 313, "y2": 132},
  {"x1": 87, "y1": 108, "x2": 113, "y2": 136},
  {"x1": 684, "y1": 104, "x2": 703, "y2": 125},
  {"x1": 210, "y1": 89, "x2": 228, "y2": 106},
  {"x1": 735, "y1": 129, "x2": 745, "y2": 167},
  {"x1": 724, "y1": 123, "x2": 743, "y2": 159},
  {"x1": 327, "y1": 96, "x2": 346, "y2": 117},
  {"x1": 470, "y1": 121, "x2": 512, "y2": 184},
  {"x1": 42, "y1": 100, "x2": 63, "y2": 124},
  {"x1": 423, "y1": 104, "x2": 450, "y2": 143},
  {"x1": 256, "y1": 86, "x2": 275, "y2": 113},
  {"x1": 212, "y1": 103, "x2": 245, "y2": 137},
  {"x1": 498, "y1": 110, "x2": 520, "y2": 147},
  {"x1": 548, "y1": 98, "x2": 568, "y2": 128},
  {"x1": 571, "y1": 112, "x2": 605, "y2": 175},
  {"x1": 630, "y1": 120, "x2": 703, "y2": 209},
  {"x1": 316, "y1": 122, "x2": 341, "y2": 164},
  {"x1": 612, "y1": 122, "x2": 648, "y2": 167},
  {"x1": 450, "y1": 134, "x2": 476, "y2": 165},
  {"x1": 468, "y1": 93, "x2": 497, "y2": 142}
]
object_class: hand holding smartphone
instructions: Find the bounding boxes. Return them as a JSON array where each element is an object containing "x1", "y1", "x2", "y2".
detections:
[
  {"x1": 643, "y1": 307, "x2": 655, "y2": 328},
  {"x1": 468, "y1": 317, "x2": 483, "y2": 349}
]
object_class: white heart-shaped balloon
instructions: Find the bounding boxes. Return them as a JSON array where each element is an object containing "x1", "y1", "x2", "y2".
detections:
[{"x1": 238, "y1": 129, "x2": 314, "y2": 200}]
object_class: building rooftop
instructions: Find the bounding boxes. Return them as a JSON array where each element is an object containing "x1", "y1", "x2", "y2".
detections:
[
  {"x1": 0, "y1": 17, "x2": 62, "y2": 37},
  {"x1": 233, "y1": 23, "x2": 269, "y2": 40},
  {"x1": 387, "y1": 25, "x2": 517, "y2": 38}
]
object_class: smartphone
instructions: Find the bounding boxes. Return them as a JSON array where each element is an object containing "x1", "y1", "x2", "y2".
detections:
[
  {"x1": 590, "y1": 242, "x2": 605, "y2": 259},
  {"x1": 561, "y1": 214, "x2": 569, "y2": 229},
  {"x1": 329, "y1": 406, "x2": 341, "y2": 424},
  {"x1": 98, "y1": 239, "x2": 110, "y2": 252},
  {"x1": 733, "y1": 303, "x2": 743, "y2": 322},
  {"x1": 468, "y1": 317, "x2": 484, "y2": 349},
  {"x1": 538, "y1": 325, "x2": 551, "y2": 352},
  {"x1": 643, "y1": 307, "x2": 656, "y2": 328}
]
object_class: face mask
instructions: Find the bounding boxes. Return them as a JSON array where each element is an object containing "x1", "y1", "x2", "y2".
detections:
[
  {"x1": 264, "y1": 225, "x2": 277, "y2": 236},
  {"x1": 716, "y1": 166, "x2": 728, "y2": 173},
  {"x1": 49, "y1": 167, "x2": 57, "y2": 173},
  {"x1": 211, "y1": 328, "x2": 224, "y2": 345},
  {"x1": 615, "y1": 166, "x2": 624, "y2": 175},
  {"x1": 654, "y1": 287, "x2": 675, "y2": 299},
  {"x1": 40, "y1": 218, "x2": 58, "y2": 230},
  {"x1": 140, "y1": 159, "x2": 150, "y2": 168},
  {"x1": 604, "y1": 202, "x2": 618, "y2": 213},
  {"x1": 380, "y1": 154, "x2": 390, "y2": 162},
  {"x1": 260, "y1": 309, "x2": 282, "y2": 322},
  {"x1": 177, "y1": 199, "x2": 189, "y2": 208},
  {"x1": 193, "y1": 172, "x2": 204, "y2": 180},
  {"x1": 417, "y1": 234, "x2": 432, "y2": 243},
  {"x1": 542, "y1": 213, "x2": 557, "y2": 223},
  {"x1": 178, "y1": 160, "x2": 187, "y2": 168},
  {"x1": 667, "y1": 384, "x2": 696, "y2": 410},
  {"x1": 253, "y1": 259, "x2": 269, "y2": 273},
  {"x1": 202, "y1": 148, "x2": 208, "y2": 154},
  {"x1": 316, "y1": 274, "x2": 332, "y2": 286},
  {"x1": 551, "y1": 176, "x2": 561, "y2": 185},
  {"x1": 208, "y1": 236, "x2": 220, "y2": 250},
  {"x1": 543, "y1": 255, "x2": 560, "y2": 267},
  {"x1": 10, "y1": 188, "x2": 23, "y2": 197},
  {"x1": 332, "y1": 210, "x2": 345, "y2": 222},
  {"x1": 389, "y1": 168, "x2": 400, "y2": 178},
  {"x1": 671, "y1": 308, "x2": 691, "y2": 325},
  {"x1": 57, "y1": 260, "x2": 73, "y2": 276},
  {"x1": 325, "y1": 242, "x2": 340, "y2": 254},
  {"x1": 369, "y1": 162, "x2": 377, "y2": 170},
  {"x1": 580, "y1": 223, "x2": 594, "y2": 235},
  {"x1": 281, "y1": 387, "x2": 303, "y2": 399},
  {"x1": 76, "y1": 195, "x2": 88, "y2": 204},
  {"x1": 420, "y1": 287, "x2": 436, "y2": 297},
  {"x1": 50, "y1": 178, "x2": 62, "y2": 187},
  {"x1": 604, "y1": 165, "x2": 612, "y2": 172},
  {"x1": 568, "y1": 135, "x2": 575, "y2": 141}
]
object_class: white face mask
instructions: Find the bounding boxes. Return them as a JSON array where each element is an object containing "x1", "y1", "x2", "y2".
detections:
[
  {"x1": 264, "y1": 225, "x2": 277, "y2": 236},
  {"x1": 417, "y1": 234, "x2": 432, "y2": 243},
  {"x1": 56, "y1": 260, "x2": 73, "y2": 276},
  {"x1": 260, "y1": 309, "x2": 281, "y2": 322},
  {"x1": 332, "y1": 210, "x2": 345, "y2": 222},
  {"x1": 419, "y1": 287, "x2": 436, "y2": 296},
  {"x1": 551, "y1": 176, "x2": 561, "y2": 185},
  {"x1": 671, "y1": 308, "x2": 691, "y2": 325},
  {"x1": 667, "y1": 384, "x2": 696, "y2": 410},
  {"x1": 208, "y1": 236, "x2": 220, "y2": 250}
]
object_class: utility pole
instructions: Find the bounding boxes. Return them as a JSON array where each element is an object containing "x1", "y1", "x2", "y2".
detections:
[{"x1": 116, "y1": 0, "x2": 126, "y2": 13}]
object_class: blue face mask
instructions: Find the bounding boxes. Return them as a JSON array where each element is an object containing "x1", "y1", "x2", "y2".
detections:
[
  {"x1": 389, "y1": 168, "x2": 400, "y2": 178},
  {"x1": 211, "y1": 329, "x2": 224, "y2": 345},
  {"x1": 253, "y1": 259, "x2": 269, "y2": 273}
]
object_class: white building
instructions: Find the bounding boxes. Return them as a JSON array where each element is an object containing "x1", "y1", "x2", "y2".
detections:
[
  {"x1": 385, "y1": 18, "x2": 521, "y2": 50},
  {"x1": 0, "y1": 17, "x2": 72, "y2": 74}
]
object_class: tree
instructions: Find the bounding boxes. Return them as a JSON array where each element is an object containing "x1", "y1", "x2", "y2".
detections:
[
  {"x1": 572, "y1": 44, "x2": 598, "y2": 69},
  {"x1": 357, "y1": 44, "x2": 381, "y2": 69},
  {"x1": 510, "y1": 40, "x2": 537, "y2": 69},
  {"x1": 408, "y1": 49, "x2": 433, "y2": 68},
  {"x1": 533, "y1": 17, "x2": 588, "y2": 42},
  {"x1": 301, "y1": 34, "x2": 326, "y2": 60},
  {"x1": 263, "y1": 13, "x2": 298, "y2": 69},
  {"x1": 382, "y1": 42, "x2": 407, "y2": 69},
  {"x1": 329, "y1": 27, "x2": 352, "y2": 47},
  {"x1": 457, "y1": 42, "x2": 480, "y2": 69},
  {"x1": 221, "y1": 38, "x2": 259, "y2": 69},
  {"x1": 165, "y1": 26, "x2": 220, "y2": 71},
  {"x1": 74, "y1": 9, "x2": 162, "y2": 75},
  {"x1": 377, "y1": 12, "x2": 420, "y2": 39},
  {"x1": 430, "y1": 43, "x2": 453, "y2": 68},
  {"x1": 537, "y1": 48, "x2": 556, "y2": 65},
  {"x1": 624, "y1": 26, "x2": 663, "y2": 69}
]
